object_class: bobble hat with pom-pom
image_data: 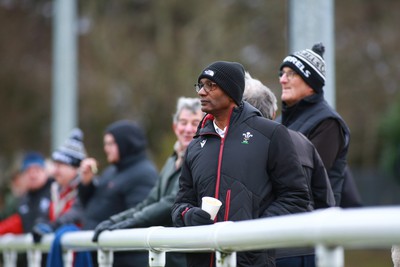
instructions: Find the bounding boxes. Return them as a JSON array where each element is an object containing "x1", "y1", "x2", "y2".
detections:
[
  {"x1": 280, "y1": 43, "x2": 326, "y2": 94},
  {"x1": 52, "y1": 128, "x2": 86, "y2": 167}
]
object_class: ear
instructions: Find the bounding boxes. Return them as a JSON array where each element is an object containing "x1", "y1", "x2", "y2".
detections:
[{"x1": 272, "y1": 111, "x2": 276, "y2": 120}]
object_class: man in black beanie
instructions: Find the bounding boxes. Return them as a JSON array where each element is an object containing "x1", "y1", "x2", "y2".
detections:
[
  {"x1": 172, "y1": 61, "x2": 311, "y2": 267},
  {"x1": 277, "y1": 43, "x2": 359, "y2": 266}
]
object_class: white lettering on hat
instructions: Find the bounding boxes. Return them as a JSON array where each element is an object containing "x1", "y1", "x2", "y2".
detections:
[
  {"x1": 282, "y1": 56, "x2": 311, "y2": 78},
  {"x1": 204, "y1": 69, "x2": 214, "y2": 76},
  {"x1": 295, "y1": 49, "x2": 326, "y2": 81}
]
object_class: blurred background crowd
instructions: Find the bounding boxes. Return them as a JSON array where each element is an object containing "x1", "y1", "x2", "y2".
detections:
[{"x1": 0, "y1": 0, "x2": 399, "y2": 210}]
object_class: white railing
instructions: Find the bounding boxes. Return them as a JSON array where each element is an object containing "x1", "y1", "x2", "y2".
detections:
[{"x1": 0, "y1": 206, "x2": 399, "y2": 267}]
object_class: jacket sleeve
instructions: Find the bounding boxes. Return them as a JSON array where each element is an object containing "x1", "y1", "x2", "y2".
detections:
[
  {"x1": 78, "y1": 181, "x2": 96, "y2": 208},
  {"x1": 0, "y1": 213, "x2": 24, "y2": 234},
  {"x1": 131, "y1": 177, "x2": 180, "y2": 227},
  {"x1": 263, "y1": 125, "x2": 311, "y2": 216},
  {"x1": 171, "y1": 156, "x2": 197, "y2": 227},
  {"x1": 311, "y1": 146, "x2": 336, "y2": 208},
  {"x1": 309, "y1": 119, "x2": 346, "y2": 205}
]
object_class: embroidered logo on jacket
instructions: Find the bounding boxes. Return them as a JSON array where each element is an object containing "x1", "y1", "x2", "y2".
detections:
[
  {"x1": 200, "y1": 139, "x2": 207, "y2": 148},
  {"x1": 241, "y1": 132, "x2": 253, "y2": 144}
]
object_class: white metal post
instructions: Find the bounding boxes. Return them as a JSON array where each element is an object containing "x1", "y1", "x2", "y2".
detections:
[
  {"x1": 316, "y1": 244, "x2": 344, "y2": 267},
  {"x1": 3, "y1": 250, "x2": 17, "y2": 267},
  {"x1": 27, "y1": 249, "x2": 42, "y2": 267},
  {"x1": 97, "y1": 249, "x2": 113, "y2": 267},
  {"x1": 149, "y1": 250, "x2": 166, "y2": 267},
  {"x1": 216, "y1": 251, "x2": 237, "y2": 267},
  {"x1": 63, "y1": 250, "x2": 74, "y2": 267}
]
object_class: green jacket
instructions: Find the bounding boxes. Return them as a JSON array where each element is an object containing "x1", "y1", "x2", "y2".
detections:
[{"x1": 111, "y1": 153, "x2": 181, "y2": 227}]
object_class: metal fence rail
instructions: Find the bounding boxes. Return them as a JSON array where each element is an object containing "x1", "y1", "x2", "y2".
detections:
[{"x1": 0, "y1": 207, "x2": 399, "y2": 267}]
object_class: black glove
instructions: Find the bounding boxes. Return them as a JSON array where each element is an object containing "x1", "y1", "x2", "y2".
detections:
[
  {"x1": 183, "y1": 207, "x2": 214, "y2": 226},
  {"x1": 92, "y1": 219, "x2": 114, "y2": 242},
  {"x1": 32, "y1": 222, "x2": 54, "y2": 244},
  {"x1": 108, "y1": 218, "x2": 136, "y2": 231}
]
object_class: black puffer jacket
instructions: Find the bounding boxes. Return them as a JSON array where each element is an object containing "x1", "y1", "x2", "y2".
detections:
[
  {"x1": 79, "y1": 120, "x2": 158, "y2": 267},
  {"x1": 172, "y1": 102, "x2": 310, "y2": 267}
]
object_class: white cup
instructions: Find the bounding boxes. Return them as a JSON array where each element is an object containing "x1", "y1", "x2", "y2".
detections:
[{"x1": 201, "y1": 196, "x2": 222, "y2": 220}]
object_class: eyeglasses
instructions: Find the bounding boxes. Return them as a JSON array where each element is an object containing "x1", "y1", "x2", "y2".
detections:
[
  {"x1": 194, "y1": 81, "x2": 217, "y2": 93},
  {"x1": 278, "y1": 70, "x2": 297, "y2": 80}
]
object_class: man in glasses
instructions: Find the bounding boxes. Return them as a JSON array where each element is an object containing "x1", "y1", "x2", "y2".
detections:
[
  {"x1": 277, "y1": 43, "x2": 360, "y2": 211},
  {"x1": 172, "y1": 61, "x2": 311, "y2": 267}
]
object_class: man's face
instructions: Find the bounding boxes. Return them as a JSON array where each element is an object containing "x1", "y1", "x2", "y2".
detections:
[
  {"x1": 197, "y1": 78, "x2": 235, "y2": 115},
  {"x1": 23, "y1": 165, "x2": 48, "y2": 191},
  {"x1": 279, "y1": 67, "x2": 314, "y2": 107},
  {"x1": 173, "y1": 108, "x2": 203, "y2": 150},
  {"x1": 103, "y1": 133, "x2": 120, "y2": 163},
  {"x1": 53, "y1": 162, "x2": 78, "y2": 188}
]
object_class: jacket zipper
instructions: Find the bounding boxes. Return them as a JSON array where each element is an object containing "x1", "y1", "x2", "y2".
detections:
[{"x1": 224, "y1": 189, "x2": 231, "y2": 221}]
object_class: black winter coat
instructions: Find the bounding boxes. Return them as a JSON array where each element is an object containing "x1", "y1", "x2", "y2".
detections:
[
  {"x1": 79, "y1": 120, "x2": 159, "y2": 267},
  {"x1": 279, "y1": 93, "x2": 351, "y2": 205},
  {"x1": 172, "y1": 102, "x2": 310, "y2": 267}
]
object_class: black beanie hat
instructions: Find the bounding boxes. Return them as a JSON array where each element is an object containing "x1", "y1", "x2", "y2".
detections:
[
  {"x1": 198, "y1": 61, "x2": 245, "y2": 105},
  {"x1": 280, "y1": 43, "x2": 326, "y2": 94},
  {"x1": 52, "y1": 128, "x2": 86, "y2": 167}
]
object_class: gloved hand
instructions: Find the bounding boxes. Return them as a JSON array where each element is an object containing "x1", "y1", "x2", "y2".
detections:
[
  {"x1": 183, "y1": 207, "x2": 214, "y2": 226},
  {"x1": 108, "y1": 218, "x2": 136, "y2": 231},
  {"x1": 32, "y1": 222, "x2": 54, "y2": 244},
  {"x1": 92, "y1": 219, "x2": 114, "y2": 242}
]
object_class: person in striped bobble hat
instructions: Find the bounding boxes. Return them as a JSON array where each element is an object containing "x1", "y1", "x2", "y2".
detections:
[{"x1": 31, "y1": 128, "x2": 87, "y2": 243}]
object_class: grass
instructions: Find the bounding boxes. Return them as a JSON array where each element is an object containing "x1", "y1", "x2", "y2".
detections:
[{"x1": 345, "y1": 249, "x2": 393, "y2": 267}]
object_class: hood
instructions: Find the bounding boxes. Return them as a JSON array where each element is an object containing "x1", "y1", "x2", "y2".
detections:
[{"x1": 105, "y1": 120, "x2": 147, "y2": 161}]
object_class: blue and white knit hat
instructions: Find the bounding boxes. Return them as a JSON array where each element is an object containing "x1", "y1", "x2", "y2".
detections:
[{"x1": 52, "y1": 128, "x2": 86, "y2": 167}]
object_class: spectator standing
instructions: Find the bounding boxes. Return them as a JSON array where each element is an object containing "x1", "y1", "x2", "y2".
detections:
[
  {"x1": 277, "y1": 43, "x2": 359, "y2": 207},
  {"x1": 79, "y1": 120, "x2": 158, "y2": 267},
  {"x1": 243, "y1": 72, "x2": 335, "y2": 267},
  {"x1": 172, "y1": 61, "x2": 311, "y2": 267},
  {"x1": 92, "y1": 97, "x2": 203, "y2": 267}
]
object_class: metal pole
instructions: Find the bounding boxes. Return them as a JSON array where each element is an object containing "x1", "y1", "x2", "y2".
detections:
[
  {"x1": 3, "y1": 250, "x2": 17, "y2": 267},
  {"x1": 315, "y1": 244, "x2": 344, "y2": 267},
  {"x1": 52, "y1": 0, "x2": 78, "y2": 151},
  {"x1": 149, "y1": 250, "x2": 166, "y2": 267},
  {"x1": 216, "y1": 251, "x2": 237, "y2": 267},
  {"x1": 97, "y1": 249, "x2": 113, "y2": 267},
  {"x1": 288, "y1": 0, "x2": 335, "y2": 108},
  {"x1": 27, "y1": 249, "x2": 42, "y2": 267}
]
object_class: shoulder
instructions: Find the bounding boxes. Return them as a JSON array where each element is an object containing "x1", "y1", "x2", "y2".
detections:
[{"x1": 245, "y1": 116, "x2": 283, "y2": 138}]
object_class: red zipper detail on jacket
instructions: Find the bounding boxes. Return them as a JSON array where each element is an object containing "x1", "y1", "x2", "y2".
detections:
[
  {"x1": 224, "y1": 189, "x2": 231, "y2": 221},
  {"x1": 214, "y1": 137, "x2": 224, "y2": 200},
  {"x1": 210, "y1": 107, "x2": 234, "y2": 267}
]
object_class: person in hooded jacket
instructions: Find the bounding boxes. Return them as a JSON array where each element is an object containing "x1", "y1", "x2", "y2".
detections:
[
  {"x1": 79, "y1": 120, "x2": 158, "y2": 267},
  {"x1": 91, "y1": 97, "x2": 204, "y2": 267},
  {"x1": 172, "y1": 61, "x2": 311, "y2": 267}
]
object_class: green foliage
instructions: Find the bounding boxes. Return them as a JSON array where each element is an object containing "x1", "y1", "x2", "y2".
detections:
[{"x1": 379, "y1": 96, "x2": 400, "y2": 180}]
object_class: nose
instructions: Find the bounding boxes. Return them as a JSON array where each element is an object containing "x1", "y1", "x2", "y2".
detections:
[
  {"x1": 197, "y1": 87, "x2": 206, "y2": 95},
  {"x1": 279, "y1": 74, "x2": 288, "y2": 83}
]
